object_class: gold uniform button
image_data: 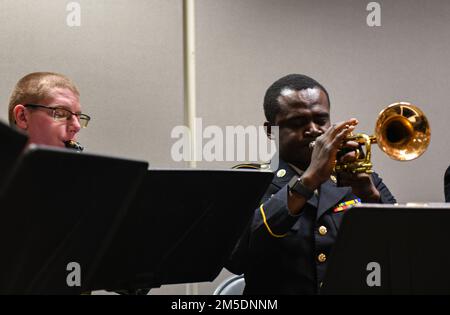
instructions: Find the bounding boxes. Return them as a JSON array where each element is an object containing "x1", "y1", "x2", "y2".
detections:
[
  {"x1": 276, "y1": 169, "x2": 286, "y2": 178},
  {"x1": 318, "y1": 226, "x2": 328, "y2": 236},
  {"x1": 317, "y1": 253, "x2": 327, "y2": 263}
]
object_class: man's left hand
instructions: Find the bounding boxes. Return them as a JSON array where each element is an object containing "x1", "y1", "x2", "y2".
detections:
[
  {"x1": 337, "y1": 171, "x2": 381, "y2": 203},
  {"x1": 335, "y1": 140, "x2": 381, "y2": 203}
]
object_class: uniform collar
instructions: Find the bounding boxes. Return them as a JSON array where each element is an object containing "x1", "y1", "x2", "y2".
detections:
[
  {"x1": 272, "y1": 159, "x2": 319, "y2": 209},
  {"x1": 272, "y1": 159, "x2": 352, "y2": 219},
  {"x1": 288, "y1": 163, "x2": 304, "y2": 176},
  {"x1": 271, "y1": 159, "x2": 296, "y2": 189}
]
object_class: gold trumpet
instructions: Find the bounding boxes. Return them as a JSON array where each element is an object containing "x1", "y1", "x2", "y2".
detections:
[{"x1": 334, "y1": 102, "x2": 430, "y2": 174}]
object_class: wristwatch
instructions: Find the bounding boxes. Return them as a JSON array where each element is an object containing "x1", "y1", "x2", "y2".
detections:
[{"x1": 288, "y1": 175, "x2": 315, "y2": 200}]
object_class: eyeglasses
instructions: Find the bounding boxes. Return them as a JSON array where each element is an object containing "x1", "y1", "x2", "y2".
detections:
[{"x1": 24, "y1": 104, "x2": 91, "y2": 128}]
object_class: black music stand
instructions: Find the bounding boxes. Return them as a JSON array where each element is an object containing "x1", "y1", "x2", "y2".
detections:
[
  {"x1": 0, "y1": 120, "x2": 28, "y2": 189},
  {"x1": 321, "y1": 203, "x2": 450, "y2": 294},
  {"x1": 445, "y1": 165, "x2": 450, "y2": 202},
  {"x1": 0, "y1": 144, "x2": 273, "y2": 294},
  {"x1": 89, "y1": 169, "x2": 274, "y2": 292},
  {"x1": 0, "y1": 145, "x2": 148, "y2": 294}
]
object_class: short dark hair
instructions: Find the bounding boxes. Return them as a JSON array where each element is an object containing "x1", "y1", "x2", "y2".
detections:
[{"x1": 263, "y1": 74, "x2": 330, "y2": 124}]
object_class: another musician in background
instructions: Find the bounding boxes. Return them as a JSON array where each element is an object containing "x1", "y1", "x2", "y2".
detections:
[
  {"x1": 445, "y1": 165, "x2": 450, "y2": 202},
  {"x1": 226, "y1": 74, "x2": 396, "y2": 294},
  {"x1": 8, "y1": 72, "x2": 90, "y2": 151}
]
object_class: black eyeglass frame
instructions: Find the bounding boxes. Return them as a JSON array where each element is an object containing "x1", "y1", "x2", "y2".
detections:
[{"x1": 24, "y1": 104, "x2": 91, "y2": 127}]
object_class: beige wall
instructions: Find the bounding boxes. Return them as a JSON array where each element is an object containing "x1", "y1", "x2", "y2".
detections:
[
  {"x1": 0, "y1": 0, "x2": 184, "y2": 166},
  {"x1": 1, "y1": 0, "x2": 449, "y2": 294},
  {"x1": 196, "y1": 0, "x2": 450, "y2": 204}
]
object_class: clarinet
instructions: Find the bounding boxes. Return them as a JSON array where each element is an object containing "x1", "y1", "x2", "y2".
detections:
[{"x1": 64, "y1": 140, "x2": 84, "y2": 152}]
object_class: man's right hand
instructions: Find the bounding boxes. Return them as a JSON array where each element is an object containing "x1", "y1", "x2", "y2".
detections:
[{"x1": 301, "y1": 118, "x2": 358, "y2": 190}]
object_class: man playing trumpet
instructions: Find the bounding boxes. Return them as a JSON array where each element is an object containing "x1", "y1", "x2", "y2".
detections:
[{"x1": 226, "y1": 73, "x2": 396, "y2": 294}]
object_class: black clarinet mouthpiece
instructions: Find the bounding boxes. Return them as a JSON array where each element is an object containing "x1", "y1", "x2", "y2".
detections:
[{"x1": 64, "y1": 140, "x2": 84, "y2": 152}]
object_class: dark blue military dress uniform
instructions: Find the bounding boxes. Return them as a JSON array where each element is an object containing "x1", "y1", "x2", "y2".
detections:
[{"x1": 226, "y1": 159, "x2": 396, "y2": 295}]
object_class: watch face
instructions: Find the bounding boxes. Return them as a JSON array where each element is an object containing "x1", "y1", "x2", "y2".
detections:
[{"x1": 289, "y1": 176, "x2": 314, "y2": 199}]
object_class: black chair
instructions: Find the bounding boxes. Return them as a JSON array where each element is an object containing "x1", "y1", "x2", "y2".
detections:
[{"x1": 213, "y1": 274, "x2": 245, "y2": 295}]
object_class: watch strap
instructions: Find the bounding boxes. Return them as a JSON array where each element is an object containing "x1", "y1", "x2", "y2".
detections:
[{"x1": 288, "y1": 175, "x2": 315, "y2": 199}]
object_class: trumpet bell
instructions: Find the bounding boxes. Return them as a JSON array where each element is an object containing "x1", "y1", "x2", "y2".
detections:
[{"x1": 375, "y1": 102, "x2": 430, "y2": 161}]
